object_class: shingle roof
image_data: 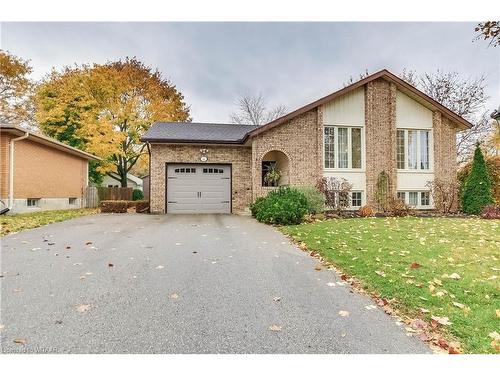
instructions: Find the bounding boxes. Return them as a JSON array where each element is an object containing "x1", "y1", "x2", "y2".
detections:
[{"x1": 141, "y1": 122, "x2": 260, "y2": 144}]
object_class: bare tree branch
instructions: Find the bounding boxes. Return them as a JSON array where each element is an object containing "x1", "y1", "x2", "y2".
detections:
[{"x1": 230, "y1": 94, "x2": 286, "y2": 126}]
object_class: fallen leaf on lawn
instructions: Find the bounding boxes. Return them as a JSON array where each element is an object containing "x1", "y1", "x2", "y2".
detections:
[
  {"x1": 375, "y1": 270, "x2": 386, "y2": 277},
  {"x1": 269, "y1": 325, "x2": 282, "y2": 332},
  {"x1": 272, "y1": 296, "x2": 281, "y2": 302},
  {"x1": 435, "y1": 291, "x2": 445, "y2": 297},
  {"x1": 420, "y1": 308, "x2": 430, "y2": 313},
  {"x1": 75, "y1": 304, "x2": 92, "y2": 313},
  {"x1": 490, "y1": 340, "x2": 500, "y2": 352},
  {"x1": 448, "y1": 342, "x2": 461, "y2": 354},
  {"x1": 410, "y1": 318, "x2": 428, "y2": 330},
  {"x1": 418, "y1": 332, "x2": 433, "y2": 342},
  {"x1": 13, "y1": 338, "x2": 26, "y2": 345},
  {"x1": 419, "y1": 296, "x2": 429, "y2": 301},
  {"x1": 489, "y1": 331, "x2": 500, "y2": 341},
  {"x1": 156, "y1": 265, "x2": 164, "y2": 269},
  {"x1": 170, "y1": 293, "x2": 179, "y2": 299},
  {"x1": 108, "y1": 263, "x2": 114, "y2": 267},
  {"x1": 496, "y1": 310, "x2": 500, "y2": 318},
  {"x1": 410, "y1": 262, "x2": 421, "y2": 269},
  {"x1": 314, "y1": 266, "x2": 322, "y2": 271},
  {"x1": 338, "y1": 310, "x2": 350, "y2": 317},
  {"x1": 340, "y1": 274, "x2": 349, "y2": 281},
  {"x1": 431, "y1": 316, "x2": 452, "y2": 326},
  {"x1": 448, "y1": 273, "x2": 461, "y2": 280},
  {"x1": 452, "y1": 302, "x2": 465, "y2": 309}
]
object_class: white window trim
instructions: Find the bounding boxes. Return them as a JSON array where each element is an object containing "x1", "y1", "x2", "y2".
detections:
[
  {"x1": 350, "y1": 191, "x2": 363, "y2": 209},
  {"x1": 397, "y1": 128, "x2": 433, "y2": 172},
  {"x1": 323, "y1": 125, "x2": 365, "y2": 171},
  {"x1": 397, "y1": 190, "x2": 433, "y2": 209}
]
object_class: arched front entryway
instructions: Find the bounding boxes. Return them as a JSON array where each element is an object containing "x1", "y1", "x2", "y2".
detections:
[{"x1": 261, "y1": 150, "x2": 290, "y2": 187}]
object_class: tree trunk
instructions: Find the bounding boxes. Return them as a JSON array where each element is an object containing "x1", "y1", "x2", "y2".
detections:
[{"x1": 120, "y1": 174, "x2": 128, "y2": 188}]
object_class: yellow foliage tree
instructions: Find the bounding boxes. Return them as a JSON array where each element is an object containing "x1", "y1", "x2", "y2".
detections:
[
  {"x1": 35, "y1": 58, "x2": 190, "y2": 186},
  {"x1": 0, "y1": 50, "x2": 34, "y2": 126}
]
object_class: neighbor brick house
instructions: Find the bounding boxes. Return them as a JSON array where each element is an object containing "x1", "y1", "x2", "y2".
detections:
[
  {"x1": 142, "y1": 70, "x2": 472, "y2": 214},
  {"x1": 0, "y1": 125, "x2": 99, "y2": 213}
]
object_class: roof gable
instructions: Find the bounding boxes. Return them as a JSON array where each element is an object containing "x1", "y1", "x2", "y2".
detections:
[{"x1": 248, "y1": 69, "x2": 472, "y2": 138}]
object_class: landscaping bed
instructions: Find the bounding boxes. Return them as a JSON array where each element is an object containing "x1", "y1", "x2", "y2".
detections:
[
  {"x1": 1, "y1": 208, "x2": 98, "y2": 236},
  {"x1": 281, "y1": 217, "x2": 500, "y2": 353}
]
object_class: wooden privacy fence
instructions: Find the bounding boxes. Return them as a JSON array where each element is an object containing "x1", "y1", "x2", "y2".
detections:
[{"x1": 84, "y1": 186, "x2": 133, "y2": 208}]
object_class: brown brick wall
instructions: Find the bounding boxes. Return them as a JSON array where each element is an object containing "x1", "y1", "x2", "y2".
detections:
[
  {"x1": 0, "y1": 133, "x2": 11, "y2": 198},
  {"x1": 364, "y1": 79, "x2": 397, "y2": 206},
  {"x1": 149, "y1": 144, "x2": 252, "y2": 214},
  {"x1": 0, "y1": 133, "x2": 88, "y2": 199},
  {"x1": 251, "y1": 109, "x2": 322, "y2": 200}
]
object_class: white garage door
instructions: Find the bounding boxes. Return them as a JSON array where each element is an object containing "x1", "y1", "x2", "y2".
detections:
[{"x1": 166, "y1": 164, "x2": 231, "y2": 214}]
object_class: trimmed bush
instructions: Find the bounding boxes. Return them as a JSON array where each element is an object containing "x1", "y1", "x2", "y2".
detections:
[
  {"x1": 250, "y1": 197, "x2": 265, "y2": 217},
  {"x1": 480, "y1": 205, "x2": 500, "y2": 219},
  {"x1": 132, "y1": 189, "x2": 144, "y2": 201},
  {"x1": 253, "y1": 187, "x2": 309, "y2": 225},
  {"x1": 296, "y1": 186, "x2": 325, "y2": 214},
  {"x1": 388, "y1": 197, "x2": 412, "y2": 217},
  {"x1": 135, "y1": 200, "x2": 150, "y2": 213},
  {"x1": 100, "y1": 200, "x2": 128, "y2": 213},
  {"x1": 358, "y1": 205, "x2": 374, "y2": 217},
  {"x1": 461, "y1": 145, "x2": 494, "y2": 214}
]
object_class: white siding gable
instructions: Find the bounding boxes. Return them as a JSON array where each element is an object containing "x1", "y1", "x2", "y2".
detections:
[
  {"x1": 323, "y1": 87, "x2": 365, "y2": 126},
  {"x1": 396, "y1": 91, "x2": 433, "y2": 129}
]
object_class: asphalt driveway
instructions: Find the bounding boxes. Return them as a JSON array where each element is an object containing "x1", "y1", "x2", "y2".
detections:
[{"x1": 0, "y1": 214, "x2": 429, "y2": 353}]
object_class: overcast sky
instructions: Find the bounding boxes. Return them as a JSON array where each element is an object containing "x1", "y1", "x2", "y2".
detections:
[{"x1": 1, "y1": 22, "x2": 498, "y2": 122}]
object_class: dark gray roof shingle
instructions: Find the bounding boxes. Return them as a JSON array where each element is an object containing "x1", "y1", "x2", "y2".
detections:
[{"x1": 142, "y1": 122, "x2": 261, "y2": 144}]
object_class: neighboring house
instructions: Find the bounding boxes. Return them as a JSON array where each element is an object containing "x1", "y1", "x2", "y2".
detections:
[
  {"x1": 97, "y1": 173, "x2": 143, "y2": 191},
  {"x1": 142, "y1": 69, "x2": 472, "y2": 214},
  {"x1": 0, "y1": 125, "x2": 100, "y2": 213}
]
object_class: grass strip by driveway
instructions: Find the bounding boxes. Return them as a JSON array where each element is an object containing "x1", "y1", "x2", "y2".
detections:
[
  {"x1": 1, "y1": 208, "x2": 98, "y2": 236},
  {"x1": 281, "y1": 217, "x2": 500, "y2": 353}
]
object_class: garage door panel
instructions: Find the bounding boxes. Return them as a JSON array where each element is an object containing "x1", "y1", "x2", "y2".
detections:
[{"x1": 166, "y1": 164, "x2": 231, "y2": 214}]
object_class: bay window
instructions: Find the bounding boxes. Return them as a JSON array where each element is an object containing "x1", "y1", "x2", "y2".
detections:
[
  {"x1": 324, "y1": 126, "x2": 363, "y2": 169},
  {"x1": 396, "y1": 129, "x2": 431, "y2": 171}
]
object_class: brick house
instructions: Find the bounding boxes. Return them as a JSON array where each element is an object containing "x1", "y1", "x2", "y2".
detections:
[
  {"x1": 0, "y1": 125, "x2": 100, "y2": 213},
  {"x1": 142, "y1": 70, "x2": 472, "y2": 214}
]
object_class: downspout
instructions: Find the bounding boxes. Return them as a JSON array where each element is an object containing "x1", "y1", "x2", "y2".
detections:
[{"x1": 8, "y1": 132, "x2": 29, "y2": 209}]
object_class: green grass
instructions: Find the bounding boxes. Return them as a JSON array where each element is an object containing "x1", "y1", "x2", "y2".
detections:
[
  {"x1": 1, "y1": 208, "x2": 98, "y2": 236},
  {"x1": 281, "y1": 217, "x2": 500, "y2": 353}
]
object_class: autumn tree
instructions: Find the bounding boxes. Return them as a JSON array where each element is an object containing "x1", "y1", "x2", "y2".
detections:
[
  {"x1": 400, "y1": 69, "x2": 491, "y2": 163},
  {"x1": 0, "y1": 50, "x2": 34, "y2": 127},
  {"x1": 475, "y1": 21, "x2": 500, "y2": 47},
  {"x1": 230, "y1": 94, "x2": 286, "y2": 126},
  {"x1": 35, "y1": 58, "x2": 190, "y2": 187}
]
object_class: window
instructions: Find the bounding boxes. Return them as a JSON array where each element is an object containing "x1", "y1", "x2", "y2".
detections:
[
  {"x1": 408, "y1": 191, "x2": 419, "y2": 206},
  {"x1": 174, "y1": 168, "x2": 196, "y2": 173},
  {"x1": 27, "y1": 198, "x2": 40, "y2": 207},
  {"x1": 397, "y1": 130, "x2": 405, "y2": 169},
  {"x1": 69, "y1": 198, "x2": 77, "y2": 205},
  {"x1": 351, "y1": 192, "x2": 362, "y2": 207},
  {"x1": 203, "y1": 168, "x2": 223, "y2": 174},
  {"x1": 396, "y1": 129, "x2": 431, "y2": 170},
  {"x1": 420, "y1": 192, "x2": 430, "y2": 206},
  {"x1": 324, "y1": 127, "x2": 335, "y2": 168},
  {"x1": 107, "y1": 185, "x2": 118, "y2": 188},
  {"x1": 351, "y1": 128, "x2": 362, "y2": 168},
  {"x1": 324, "y1": 126, "x2": 363, "y2": 169},
  {"x1": 398, "y1": 191, "x2": 431, "y2": 208},
  {"x1": 338, "y1": 128, "x2": 348, "y2": 168}
]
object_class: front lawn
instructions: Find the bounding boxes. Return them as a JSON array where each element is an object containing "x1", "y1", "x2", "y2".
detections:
[
  {"x1": 281, "y1": 217, "x2": 500, "y2": 353},
  {"x1": 1, "y1": 208, "x2": 98, "y2": 236}
]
